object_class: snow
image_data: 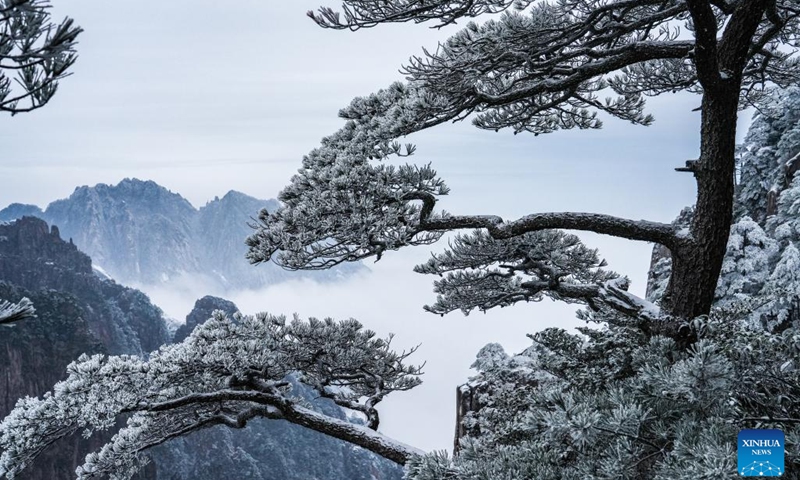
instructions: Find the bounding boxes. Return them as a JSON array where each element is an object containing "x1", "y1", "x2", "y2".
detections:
[{"x1": 92, "y1": 264, "x2": 112, "y2": 281}]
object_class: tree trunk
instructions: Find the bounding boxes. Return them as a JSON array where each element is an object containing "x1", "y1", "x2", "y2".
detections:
[{"x1": 662, "y1": 84, "x2": 740, "y2": 320}]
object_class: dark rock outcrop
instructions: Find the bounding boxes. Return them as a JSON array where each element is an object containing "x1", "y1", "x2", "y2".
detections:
[
  {"x1": 0, "y1": 217, "x2": 170, "y2": 354},
  {"x1": 172, "y1": 295, "x2": 239, "y2": 343}
]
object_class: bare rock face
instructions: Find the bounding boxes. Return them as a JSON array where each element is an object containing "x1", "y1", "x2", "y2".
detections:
[
  {"x1": 0, "y1": 217, "x2": 92, "y2": 281},
  {"x1": 453, "y1": 382, "x2": 490, "y2": 453},
  {"x1": 43, "y1": 179, "x2": 201, "y2": 286},
  {"x1": 0, "y1": 217, "x2": 170, "y2": 354}
]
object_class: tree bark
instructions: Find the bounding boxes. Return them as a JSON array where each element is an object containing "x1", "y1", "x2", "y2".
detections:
[
  {"x1": 662, "y1": 0, "x2": 770, "y2": 321},
  {"x1": 662, "y1": 85, "x2": 740, "y2": 320}
]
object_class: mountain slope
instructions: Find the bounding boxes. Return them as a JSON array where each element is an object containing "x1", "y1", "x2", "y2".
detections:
[{"x1": 0, "y1": 217, "x2": 169, "y2": 479}]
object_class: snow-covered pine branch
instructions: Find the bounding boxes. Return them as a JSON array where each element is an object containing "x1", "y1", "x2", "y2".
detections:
[
  {"x1": 0, "y1": 297, "x2": 35, "y2": 326},
  {"x1": 0, "y1": 312, "x2": 423, "y2": 479},
  {"x1": 0, "y1": 0, "x2": 82, "y2": 115},
  {"x1": 250, "y1": 0, "x2": 800, "y2": 320},
  {"x1": 413, "y1": 229, "x2": 638, "y2": 315}
]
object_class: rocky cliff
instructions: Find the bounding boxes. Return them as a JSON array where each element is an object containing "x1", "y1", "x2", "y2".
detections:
[
  {"x1": 0, "y1": 217, "x2": 170, "y2": 355},
  {"x1": 0, "y1": 217, "x2": 168, "y2": 479},
  {"x1": 172, "y1": 295, "x2": 239, "y2": 343}
]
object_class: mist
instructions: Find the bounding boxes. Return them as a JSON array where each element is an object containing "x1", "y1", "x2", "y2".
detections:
[{"x1": 136, "y1": 244, "x2": 585, "y2": 453}]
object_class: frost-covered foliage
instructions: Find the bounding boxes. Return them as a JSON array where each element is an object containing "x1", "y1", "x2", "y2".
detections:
[
  {"x1": 715, "y1": 217, "x2": 779, "y2": 303},
  {"x1": 414, "y1": 230, "x2": 617, "y2": 315},
  {"x1": 0, "y1": 0, "x2": 82, "y2": 114},
  {"x1": 772, "y1": 172, "x2": 800, "y2": 237},
  {"x1": 0, "y1": 312, "x2": 422, "y2": 479},
  {"x1": 418, "y1": 86, "x2": 800, "y2": 479},
  {"x1": 710, "y1": 207, "x2": 800, "y2": 332},
  {"x1": 647, "y1": 89, "x2": 800, "y2": 331},
  {"x1": 407, "y1": 309, "x2": 800, "y2": 479},
  {"x1": 8, "y1": 3, "x2": 800, "y2": 478},
  {"x1": 250, "y1": 0, "x2": 800, "y2": 322},
  {"x1": 0, "y1": 297, "x2": 34, "y2": 326},
  {"x1": 737, "y1": 87, "x2": 800, "y2": 222}
]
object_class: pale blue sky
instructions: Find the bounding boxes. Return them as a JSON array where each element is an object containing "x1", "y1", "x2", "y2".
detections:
[{"x1": 1, "y1": 1, "x2": 755, "y2": 453}]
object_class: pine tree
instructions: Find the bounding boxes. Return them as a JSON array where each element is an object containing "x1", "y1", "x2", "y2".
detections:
[
  {"x1": 4, "y1": 2, "x2": 800, "y2": 478},
  {"x1": 249, "y1": 0, "x2": 800, "y2": 335}
]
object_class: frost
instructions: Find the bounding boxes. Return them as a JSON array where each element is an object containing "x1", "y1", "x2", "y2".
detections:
[{"x1": 0, "y1": 312, "x2": 422, "y2": 478}]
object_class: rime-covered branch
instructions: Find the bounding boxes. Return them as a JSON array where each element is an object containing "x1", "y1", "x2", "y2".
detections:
[
  {"x1": 0, "y1": 297, "x2": 35, "y2": 326},
  {"x1": 250, "y1": 0, "x2": 800, "y2": 321},
  {"x1": 309, "y1": 0, "x2": 518, "y2": 29},
  {"x1": 417, "y1": 212, "x2": 683, "y2": 249},
  {"x1": 414, "y1": 230, "x2": 613, "y2": 313},
  {"x1": 0, "y1": 312, "x2": 423, "y2": 479},
  {"x1": 0, "y1": 0, "x2": 82, "y2": 115}
]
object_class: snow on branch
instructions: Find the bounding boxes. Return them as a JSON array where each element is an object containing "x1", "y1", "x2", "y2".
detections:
[
  {"x1": 0, "y1": 297, "x2": 35, "y2": 326},
  {"x1": 416, "y1": 212, "x2": 683, "y2": 248},
  {"x1": 0, "y1": 312, "x2": 423, "y2": 479},
  {"x1": 414, "y1": 229, "x2": 615, "y2": 313},
  {"x1": 246, "y1": 79, "x2": 683, "y2": 273},
  {"x1": 308, "y1": 0, "x2": 519, "y2": 29},
  {"x1": 249, "y1": 0, "x2": 800, "y2": 316},
  {"x1": 247, "y1": 2, "x2": 723, "y2": 272},
  {"x1": 413, "y1": 229, "x2": 663, "y2": 320},
  {"x1": 0, "y1": 0, "x2": 82, "y2": 115}
]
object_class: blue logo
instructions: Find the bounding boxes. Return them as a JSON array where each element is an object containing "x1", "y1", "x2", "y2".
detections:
[{"x1": 738, "y1": 429, "x2": 784, "y2": 476}]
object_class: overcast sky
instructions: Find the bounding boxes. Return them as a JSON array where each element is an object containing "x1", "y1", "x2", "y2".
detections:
[{"x1": 1, "y1": 1, "x2": 756, "y2": 455}]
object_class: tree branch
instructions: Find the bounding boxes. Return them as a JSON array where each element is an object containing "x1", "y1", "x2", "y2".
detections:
[
  {"x1": 0, "y1": 297, "x2": 36, "y2": 326},
  {"x1": 282, "y1": 404, "x2": 421, "y2": 464},
  {"x1": 686, "y1": 0, "x2": 721, "y2": 86},
  {"x1": 418, "y1": 212, "x2": 683, "y2": 250},
  {"x1": 718, "y1": 0, "x2": 771, "y2": 74},
  {"x1": 139, "y1": 389, "x2": 419, "y2": 465},
  {"x1": 469, "y1": 40, "x2": 695, "y2": 106}
]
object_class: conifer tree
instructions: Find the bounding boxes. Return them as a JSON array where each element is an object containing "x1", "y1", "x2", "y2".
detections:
[{"x1": 248, "y1": 0, "x2": 800, "y2": 346}]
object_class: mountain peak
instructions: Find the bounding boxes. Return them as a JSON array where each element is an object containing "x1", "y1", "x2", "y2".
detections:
[
  {"x1": 2, "y1": 180, "x2": 355, "y2": 290},
  {"x1": 0, "y1": 203, "x2": 45, "y2": 223},
  {"x1": 0, "y1": 216, "x2": 93, "y2": 283}
]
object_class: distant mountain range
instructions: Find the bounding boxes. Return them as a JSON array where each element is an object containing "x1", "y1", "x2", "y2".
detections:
[{"x1": 0, "y1": 178, "x2": 362, "y2": 291}]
